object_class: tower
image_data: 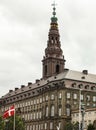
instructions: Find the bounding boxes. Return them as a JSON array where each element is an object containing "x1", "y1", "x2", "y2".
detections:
[{"x1": 42, "y1": 3, "x2": 65, "y2": 79}]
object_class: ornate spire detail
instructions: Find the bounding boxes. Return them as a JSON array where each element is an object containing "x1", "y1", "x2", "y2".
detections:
[
  {"x1": 42, "y1": 3, "x2": 65, "y2": 79},
  {"x1": 51, "y1": 1, "x2": 58, "y2": 23}
]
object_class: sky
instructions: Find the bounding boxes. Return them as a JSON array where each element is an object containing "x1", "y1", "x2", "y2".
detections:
[{"x1": 0, "y1": 0, "x2": 96, "y2": 97}]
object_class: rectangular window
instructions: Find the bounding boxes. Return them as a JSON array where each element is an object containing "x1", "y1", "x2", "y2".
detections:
[
  {"x1": 81, "y1": 94, "x2": 84, "y2": 100},
  {"x1": 45, "y1": 123, "x2": 47, "y2": 130},
  {"x1": 37, "y1": 99, "x2": 39, "y2": 104},
  {"x1": 59, "y1": 108, "x2": 62, "y2": 116},
  {"x1": 73, "y1": 93, "x2": 77, "y2": 99},
  {"x1": 36, "y1": 112, "x2": 39, "y2": 119},
  {"x1": 39, "y1": 111, "x2": 42, "y2": 119},
  {"x1": 43, "y1": 97, "x2": 45, "y2": 102},
  {"x1": 34, "y1": 99, "x2": 36, "y2": 105},
  {"x1": 31, "y1": 100, "x2": 33, "y2": 105},
  {"x1": 66, "y1": 108, "x2": 70, "y2": 116},
  {"x1": 36, "y1": 125, "x2": 38, "y2": 130},
  {"x1": 46, "y1": 95, "x2": 48, "y2": 101},
  {"x1": 59, "y1": 93, "x2": 62, "y2": 99},
  {"x1": 67, "y1": 93, "x2": 70, "y2": 99},
  {"x1": 40, "y1": 97, "x2": 42, "y2": 103},
  {"x1": 51, "y1": 94, "x2": 54, "y2": 100},
  {"x1": 87, "y1": 103, "x2": 90, "y2": 106},
  {"x1": 93, "y1": 96, "x2": 96, "y2": 102},
  {"x1": 41, "y1": 124, "x2": 43, "y2": 130},
  {"x1": 39, "y1": 125, "x2": 40, "y2": 130},
  {"x1": 33, "y1": 125, "x2": 35, "y2": 130},
  {"x1": 50, "y1": 122, "x2": 53, "y2": 130}
]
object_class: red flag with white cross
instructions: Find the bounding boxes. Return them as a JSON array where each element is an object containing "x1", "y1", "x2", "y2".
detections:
[{"x1": 3, "y1": 105, "x2": 15, "y2": 118}]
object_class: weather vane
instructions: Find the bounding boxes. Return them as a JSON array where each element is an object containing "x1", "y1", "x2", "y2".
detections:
[
  {"x1": 52, "y1": 1, "x2": 57, "y2": 8},
  {"x1": 51, "y1": 1, "x2": 57, "y2": 17}
]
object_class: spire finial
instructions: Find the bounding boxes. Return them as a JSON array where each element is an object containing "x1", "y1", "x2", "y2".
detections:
[{"x1": 51, "y1": 1, "x2": 57, "y2": 17}]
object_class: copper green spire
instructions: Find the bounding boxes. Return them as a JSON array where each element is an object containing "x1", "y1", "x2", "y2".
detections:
[{"x1": 51, "y1": 1, "x2": 58, "y2": 23}]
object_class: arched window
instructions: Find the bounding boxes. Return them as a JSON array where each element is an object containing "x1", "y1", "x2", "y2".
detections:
[
  {"x1": 45, "y1": 106, "x2": 48, "y2": 117},
  {"x1": 45, "y1": 65, "x2": 47, "y2": 75},
  {"x1": 56, "y1": 64, "x2": 60, "y2": 73},
  {"x1": 51, "y1": 105, "x2": 55, "y2": 116}
]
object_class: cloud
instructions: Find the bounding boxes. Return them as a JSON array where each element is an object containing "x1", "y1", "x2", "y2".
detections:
[{"x1": 0, "y1": 0, "x2": 96, "y2": 97}]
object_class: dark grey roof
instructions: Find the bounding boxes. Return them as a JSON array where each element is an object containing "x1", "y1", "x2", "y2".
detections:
[{"x1": 1, "y1": 69, "x2": 96, "y2": 99}]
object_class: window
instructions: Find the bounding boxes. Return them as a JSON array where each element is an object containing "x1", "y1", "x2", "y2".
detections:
[
  {"x1": 33, "y1": 125, "x2": 35, "y2": 130},
  {"x1": 86, "y1": 95, "x2": 90, "y2": 101},
  {"x1": 51, "y1": 94, "x2": 54, "y2": 100},
  {"x1": 41, "y1": 124, "x2": 43, "y2": 130},
  {"x1": 74, "y1": 101, "x2": 77, "y2": 105},
  {"x1": 39, "y1": 111, "x2": 42, "y2": 119},
  {"x1": 27, "y1": 125, "x2": 29, "y2": 130},
  {"x1": 50, "y1": 122, "x2": 53, "y2": 130},
  {"x1": 93, "y1": 96, "x2": 96, "y2": 102},
  {"x1": 81, "y1": 94, "x2": 84, "y2": 100},
  {"x1": 73, "y1": 93, "x2": 77, "y2": 99},
  {"x1": 51, "y1": 105, "x2": 55, "y2": 116},
  {"x1": 45, "y1": 123, "x2": 47, "y2": 130},
  {"x1": 46, "y1": 95, "x2": 48, "y2": 101},
  {"x1": 39, "y1": 125, "x2": 40, "y2": 130},
  {"x1": 36, "y1": 112, "x2": 39, "y2": 119},
  {"x1": 34, "y1": 99, "x2": 36, "y2": 105},
  {"x1": 30, "y1": 125, "x2": 32, "y2": 130},
  {"x1": 45, "y1": 106, "x2": 48, "y2": 117},
  {"x1": 40, "y1": 98, "x2": 42, "y2": 103},
  {"x1": 43, "y1": 97, "x2": 45, "y2": 102},
  {"x1": 93, "y1": 104, "x2": 96, "y2": 107},
  {"x1": 66, "y1": 108, "x2": 70, "y2": 116},
  {"x1": 87, "y1": 103, "x2": 90, "y2": 106},
  {"x1": 59, "y1": 107, "x2": 62, "y2": 116},
  {"x1": 56, "y1": 64, "x2": 60, "y2": 73},
  {"x1": 45, "y1": 65, "x2": 47, "y2": 75},
  {"x1": 36, "y1": 125, "x2": 38, "y2": 130},
  {"x1": 67, "y1": 93, "x2": 70, "y2": 99},
  {"x1": 37, "y1": 99, "x2": 39, "y2": 104},
  {"x1": 31, "y1": 100, "x2": 33, "y2": 105},
  {"x1": 28, "y1": 101, "x2": 30, "y2": 106},
  {"x1": 59, "y1": 93, "x2": 62, "y2": 99},
  {"x1": 33, "y1": 112, "x2": 36, "y2": 119},
  {"x1": 30, "y1": 113, "x2": 33, "y2": 120}
]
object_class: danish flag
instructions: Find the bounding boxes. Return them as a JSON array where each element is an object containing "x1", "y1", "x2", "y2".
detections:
[{"x1": 3, "y1": 105, "x2": 15, "y2": 118}]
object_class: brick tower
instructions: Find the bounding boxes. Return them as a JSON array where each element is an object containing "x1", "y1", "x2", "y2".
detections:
[{"x1": 42, "y1": 4, "x2": 65, "y2": 79}]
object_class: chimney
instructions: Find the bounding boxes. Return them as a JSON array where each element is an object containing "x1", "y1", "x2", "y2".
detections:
[
  {"x1": 15, "y1": 88, "x2": 19, "y2": 91},
  {"x1": 9, "y1": 90, "x2": 13, "y2": 93},
  {"x1": 28, "y1": 82, "x2": 32, "y2": 86},
  {"x1": 21, "y1": 85, "x2": 25, "y2": 89},
  {"x1": 36, "y1": 79, "x2": 40, "y2": 83}
]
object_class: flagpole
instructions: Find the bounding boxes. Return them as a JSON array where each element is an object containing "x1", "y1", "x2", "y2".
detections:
[{"x1": 13, "y1": 104, "x2": 15, "y2": 130}]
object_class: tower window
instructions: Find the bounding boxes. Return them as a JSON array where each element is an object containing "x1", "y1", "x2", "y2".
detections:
[
  {"x1": 56, "y1": 64, "x2": 60, "y2": 73},
  {"x1": 45, "y1": 65, "x2": 47, "y2": 75}
]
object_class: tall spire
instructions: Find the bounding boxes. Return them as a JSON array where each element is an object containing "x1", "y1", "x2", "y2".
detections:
[{"x1": 42, "y1": 3, "x2": 65, "y2": 79}]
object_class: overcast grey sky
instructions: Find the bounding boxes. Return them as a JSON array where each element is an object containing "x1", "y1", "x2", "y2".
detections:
[{"x1": 0, "y1": 0, "x2": 96, "y2": 97}]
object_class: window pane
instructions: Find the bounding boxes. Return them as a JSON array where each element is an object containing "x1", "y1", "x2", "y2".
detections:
[{"x1": 51, "y1": 105, "x2": 54, "y2": 116}]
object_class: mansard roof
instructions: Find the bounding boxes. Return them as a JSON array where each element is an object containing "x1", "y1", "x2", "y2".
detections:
[{"x1": 1, "y1": 69, "x2": 96, "y2": 99}]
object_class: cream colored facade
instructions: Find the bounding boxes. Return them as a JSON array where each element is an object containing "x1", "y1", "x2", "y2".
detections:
[{"x1": 72, "y1": 108, "x2": 96, "y2": 129}]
